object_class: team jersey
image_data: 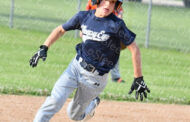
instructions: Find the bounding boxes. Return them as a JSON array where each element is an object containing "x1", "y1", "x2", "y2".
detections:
[{"x1": 62, "y1": 10, "x2": 136, "y2": 73}]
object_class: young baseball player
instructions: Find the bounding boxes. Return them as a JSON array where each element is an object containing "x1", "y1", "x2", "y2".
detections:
[
  {"x1": 30, "y1": 0, "x2": 150, "y2": 121},
  {"x1": 85, "y1": 0, "x2": 125, "y2": 83}
]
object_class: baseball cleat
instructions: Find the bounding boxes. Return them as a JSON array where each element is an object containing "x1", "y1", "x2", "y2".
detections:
[
  {"x1": 113, "y1": 78, "x2": 126, "y2": 83},
  {"x1": 81, "y1": 97, "x2": 100, "y2": 122}
]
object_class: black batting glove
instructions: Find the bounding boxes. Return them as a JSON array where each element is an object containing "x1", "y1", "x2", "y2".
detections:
[
  {"x1": 128, "y1": 76, "x2": 150, "y2": 101},
  {"x1": 29, "y1": 45, "x2": 48, "y2": 68}
]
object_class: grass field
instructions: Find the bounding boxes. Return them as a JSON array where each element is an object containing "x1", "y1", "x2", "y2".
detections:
[
  {"x1": 0, "y1": 25, "x2": 190, "y2": 104},
  {"x1": 0, "y1": 1, "x2": 190, "y2": 104},
  {"x1": 0, "y1": 0, "x2": 189, "y2": 50}
]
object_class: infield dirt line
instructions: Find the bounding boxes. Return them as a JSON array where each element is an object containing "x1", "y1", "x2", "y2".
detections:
[{"x1": 0, "y1": 95, "x2": 190, "y2": 122}]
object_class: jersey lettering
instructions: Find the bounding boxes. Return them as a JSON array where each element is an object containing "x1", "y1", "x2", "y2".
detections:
[{"x1": 82, "y1": 25, "x2": 110, "y2": 42}]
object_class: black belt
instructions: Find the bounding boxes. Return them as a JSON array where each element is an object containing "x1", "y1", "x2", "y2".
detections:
[{"x1": 76, "y1": 56, "x2": 105, "y2": 76}]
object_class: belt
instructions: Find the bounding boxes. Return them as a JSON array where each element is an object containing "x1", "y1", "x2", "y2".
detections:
[{"x1": 76, "y1": 56, "x2": 105, "y2": 76}]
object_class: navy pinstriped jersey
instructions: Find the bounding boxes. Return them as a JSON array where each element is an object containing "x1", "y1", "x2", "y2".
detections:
[{"x1": 62, "y1": 10, "x2": 136, "y2": 73}]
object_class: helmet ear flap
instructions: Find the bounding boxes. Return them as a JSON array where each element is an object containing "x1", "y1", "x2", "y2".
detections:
[
  {"x1": 115, "y1": 1, "x2": 122, "y2": 11},
  {"x1": 91, "y1": 0, "x2": 101, "y2": 5}
]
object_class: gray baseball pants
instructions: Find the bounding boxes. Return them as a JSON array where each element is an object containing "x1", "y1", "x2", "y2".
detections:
[
  {"x1": 33, "y1": 56, "x2": 108, "y2": 122},
  {"x1": 110, "y1": 60, "x2": 120, "y2": 80}
]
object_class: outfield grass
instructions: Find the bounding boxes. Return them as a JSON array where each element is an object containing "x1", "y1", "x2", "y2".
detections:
[
  {"x1": 0, "y1": 25, "x2": 190, "y2": 104},
  {"x1": 0, "y1": 1, "x2": 190, "y2": 51},
  {"x1": 0, "y1": 0, "x2": 190, "y2": 104},
  {"x1": 124, "y1": 2, "x2": 190, "y2": 51}
]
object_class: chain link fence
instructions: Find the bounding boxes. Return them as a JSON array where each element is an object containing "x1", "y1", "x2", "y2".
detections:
[
  {"x1": 0, "y1": 0, "x2": 80, "y2": 32},
  {"x1": 1, "y1": 0, "x2": 189, "y2": 51}
]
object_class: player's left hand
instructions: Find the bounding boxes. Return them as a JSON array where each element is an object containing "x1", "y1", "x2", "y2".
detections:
[{"x1": 128, "y1": 76, "x2": 150, "y2": 101}]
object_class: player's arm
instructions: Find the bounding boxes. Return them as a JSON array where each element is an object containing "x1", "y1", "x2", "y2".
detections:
[
  {"x1": 127, "y1": 41, "x2": 142, "y2": 78},
  {"x1": 117, "y1": 7, "x2": 124, "y2": 19},
  {"x1": 127, "y1": 41, "x2": 150, "y2": 101},
  {"x1": 30, "y1": 11, "x2": 82, "y2": 68},
  {"x1": 43, "y1": 25, "x2": 66, "y2": 47},
  {"x1": 117, "y1": 12, "x2": 123, "y2": 19},
  {"x1": 117, "y1": 10, "x2": 123, "y2": 19},
  {"x1": 29, "y1": 25, "x2": 66, "y2": 67}
]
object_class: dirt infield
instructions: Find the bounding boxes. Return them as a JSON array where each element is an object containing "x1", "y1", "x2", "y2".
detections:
[{"x1": 0, "y1": 95, "x2": 190, "y2": 122}]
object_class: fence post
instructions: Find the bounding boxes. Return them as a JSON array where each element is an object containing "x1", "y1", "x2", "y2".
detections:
[
  {"x1": 75, "y1": 0, "x2": 81, "y2": 38},
  {"x1": 9, "y1": 0, "x2": 14, "y2": 28},
  {"x1": 145, "y1": 0, "x2": 152, "y2": 48}
]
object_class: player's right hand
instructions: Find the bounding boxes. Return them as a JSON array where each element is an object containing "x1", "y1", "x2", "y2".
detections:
[{"x1": 29, "y1": 45, "x2": 48, "y2": 68}]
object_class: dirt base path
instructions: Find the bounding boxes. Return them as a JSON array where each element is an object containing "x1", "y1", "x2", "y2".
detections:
[{"x1": 0, "y1": 95, "x2": 190, "y2": 122}]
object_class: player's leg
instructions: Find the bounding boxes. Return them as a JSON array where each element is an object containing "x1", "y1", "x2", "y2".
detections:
[
  {"x1": 110, "y1": 60, "x2": 120, "y2": 80},
  {"x1": 33, "y1": 59, "x2": 79, "y2": 122},
  {"x1": 33, "y1": 86, "x2": 74, "y2": 122},
  {"x1": 67, "y1": 59, "x2": 108, "y2": 121},
  {"x1": 81, "y1": 96, "x2": 100, "y2": 122},
  {"x1": 110, "y1": 59, "x2": 125, "y2": 83},
  {"x1": 67, "y1": 84, "x2": 106, "y2": 121},
  {"x1": 66, "y1": 90, "x2": 96, "y2": 121}
]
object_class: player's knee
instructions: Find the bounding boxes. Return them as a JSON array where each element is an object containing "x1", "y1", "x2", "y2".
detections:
[
  {"x1": 67, "y1": 112, "x2": 84, "y2": 121},
  {"x1": 67, "y1": 103, "x2": 84, "y2": 121},
  {"x1": 67, "y1": 110, "x2": 85, "y2": 121}
]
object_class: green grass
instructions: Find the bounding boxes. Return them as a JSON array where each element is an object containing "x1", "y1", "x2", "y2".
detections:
[
  {"x1": 0, "y1": 1, "x2": 190, "y2": 51},
  {"x1": 0, "y1": 1, "x2": 190, "y2": 104},
  {"x1": 0, "y1": 0, "x2": 79, "y2": 32},
  {"x1": 123, "y1": 2, "x2": 190, "y2": 51},
  {"x1": 0, "y1": 25, "x2": 190, "y2": 104}
]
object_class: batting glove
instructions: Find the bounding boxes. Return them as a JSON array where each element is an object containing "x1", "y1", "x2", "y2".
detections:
[
  {"x1": 29, "y1": 45, "x2": 48, "y2": 68},
  {"x1": 128, "y1": 76, "x2": 150, "y2": 101}
]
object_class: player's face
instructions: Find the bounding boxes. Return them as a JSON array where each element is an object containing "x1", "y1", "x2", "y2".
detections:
[{"x1": 96, "y1": 0, "x2": 116, "y2": 17}]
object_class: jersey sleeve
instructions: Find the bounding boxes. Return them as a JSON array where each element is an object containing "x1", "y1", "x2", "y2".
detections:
[
  {"x1": 118, "y1": 21, "x2": 136, "y2": 46},
  {"x1": 62, "y1": 12, "x2": 83, "y2": 31}
]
